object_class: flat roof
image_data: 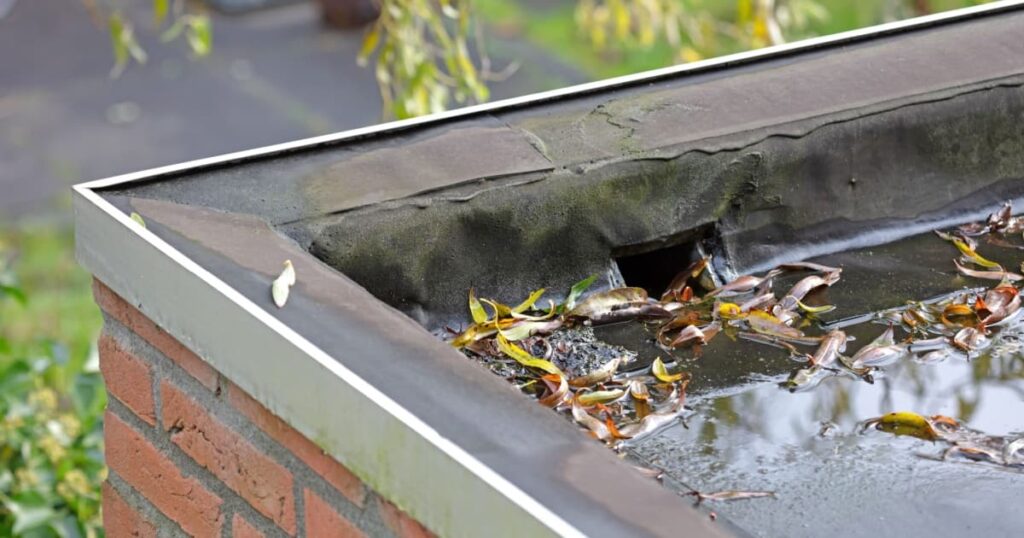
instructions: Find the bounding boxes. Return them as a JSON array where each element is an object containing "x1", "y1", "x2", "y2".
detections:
[{"x1": 75, "y1": 2, "x2": 1024, "y2": 536}]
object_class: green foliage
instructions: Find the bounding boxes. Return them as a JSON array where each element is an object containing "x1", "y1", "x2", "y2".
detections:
[
  {"x1": 365, "y1": 0, "x2": 990, "y2": 119},
  {"x1": 359, "y1": 0, "x2": 491, "y2": 119},
  {"x1": 0, "y1": 231, "x2": 105, "y2": 538},
  {"x1": 103, "y1": 0, "x2": 211, "y2": 78}
]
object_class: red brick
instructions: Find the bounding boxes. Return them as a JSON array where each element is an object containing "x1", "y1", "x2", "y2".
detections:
[
  {"x1": 304, "y1": 489, "x2": 366, "y2": 538},
  {"x1": 377, "y1": 498, "x2": 435, "y2": 538},
  {"x1": 161, "y1": 380, "x2": 297, "y2": 535},
  {"x1": 232, "y1": 514, "x2": 265, "y2": 538},
  {"x1": 98, "y1": 334, "x2": 156, "y2": 425},
  {"x1": 227, "y1": 382, "x2": 365, "y2": 507},
  {"x1": 102, "y1": 482, "x2": 157, "y2": 538},
  {"x1": 93, "y1": 279, "x2": 218, "y2": 391},
  {"x1": 105, "y1": 412, "x2": 223, "y2": 537}
]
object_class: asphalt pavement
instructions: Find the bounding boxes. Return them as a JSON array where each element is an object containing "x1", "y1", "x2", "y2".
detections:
[{"x1": 0, "y1": 0, "x2": 583, "y2": 219}]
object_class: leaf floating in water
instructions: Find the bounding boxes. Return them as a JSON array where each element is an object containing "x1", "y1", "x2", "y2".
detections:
[
  {"x1": 707, "y1": 273, "x2": 774, "y2": 297},
  {"x1": 793, "y1": 298, "x2": 836, "y2": 314},
  {"x1": 496, "y1": 334, "x2": 563, "y2": 377},
  {"x1": 940, "y1": 304, "x2": 977, "y2": 328},
  {"x1": 1002, "y1": 438, "x2": 1024, "y2": 466},
  {"x1": 951, "y1": 327, "x2": 990, "y2": 352},
  {"x1": 952, "y1": 259, "x2": 1023, "y2": 282},
  {"x1": 860, "y1": 411, "x2": 938, "y2": 441},
  {"x1": 949, "y1": 236, "x2": 1002, "y2": 269},
  {"x1": 778, "y1": 270, "x2": 841, "y2": 311},
  {"x1": 850, "y1": 325, "x2": 906, "y2": 369},
  {"x1": 572, "y1": 401, "x2": 611, "y2": 441},
  {"x1": 271, "y1": 260, "x2": 295, "y2": 308},
  {"x1": 629, "y1": 379, "x2": 652, "y2": 419},
  {"x1": 690, "y1": 490, "x2": 776, "y2": 503},
  {"x1": 651, "y1": 357, "x2": 684, "y2": 383},
  {"x1": 129, "y1": 212, "x2": 146, "y2": 228}
]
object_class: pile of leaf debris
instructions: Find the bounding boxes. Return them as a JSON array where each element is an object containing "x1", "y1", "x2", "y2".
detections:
[{"x1": 444, "y1": 201, "x2": 1024, "y2": 471}]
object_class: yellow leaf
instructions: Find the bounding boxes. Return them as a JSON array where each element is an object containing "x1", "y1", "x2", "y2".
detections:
[
  {"x1": 952, "y1": 238, "x2": 1001, "y2": 269},
  {"x1": 652, "y1": 357, "x2": 683, "y2": 383},
  {"x1": 481, "y1": 298, "x2": 512, "y2": 319},
  {"x1": 512, "y1": 288, "x2": 546, "y2": 314},
  {"x1": 496, "y1": 334, "x2": 563, "y2": 376},
  {"x1": 358, "y1": 25, "x2": 381, "y2": 66},
  {"x1": 450, "y1": 323, "x2": 496, "y2": 348},
  {"x1": 468, "y1": 288, "x2": 488, "y2": 324},
  {"x1": 864, "y1": 411, "x2": 938, "y2": 441},
  {"x1": 717, "y1": 302, "x2": 742, "y2": 319},
  {"x1": 576, "y1": 389, "x2": 626, "y2": 406},
  {"x1": 794, "y1": 298, "x2": 835, "y2": 314},
  {"x1": 129, "y1": 212, "x2": 146, "y2": 228}
]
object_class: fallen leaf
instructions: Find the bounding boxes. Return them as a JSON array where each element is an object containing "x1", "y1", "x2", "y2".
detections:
[
  {"x1": 692, "y1": 490, "x2": 776, "y2": 503},
  {"x1": 568, "y1": 358, "x2": 621, "y2": 387},
  {"x1": 468, "y1": 288, "x2": 489, "y2": 324},
  {"x1": 451, "y1": 323, "x2": 497, "y2": 348},
  {"x1": 568, "y1": 287, "x2": 649, "y2": 319},
  {"x1": 496, "y1": 333, "x2": 563, "y2": 376},
  {"x1": 129, "y1": 212, "x2": 146, "y2": 228},
  {"x1": 572, "y1": 401, "x2": 611, "y2": 441},
  {"x1": 861, "y1": 411, "x2": 938, "y2": 441},
  {"x1": 951, "y1": 327, "x2": 989, "y2": 352},
  {"x1": 661, "y1": 258, "x2": 708, "y2": 301},
  {"x1": 651, "y1": 357, "x2": 684, "y2": 383},
  {"x1": 576, "y1": 389, "x2": 626, "y2": 406},
  {"x1": 561, "y1": 274, "x2": 598, "y2": 312},
  {"x1": 512, "y1": 288, "x2": 546, "y2": 314},
  {"x1": 954, "y1": 260, "x2": 1024, "y2": 281},
  {"x1": 538, "y1": 373, "x2": 569, "y2": 407},
  {"x1": 951, "y1": 238, "x2": 1001, "y2": 269},
  {"x1": 271, "y1": 260, "x2": 295, "y2": 308},
  {"x1": 498, "y1": 319, "x2": 563, "y2": 341},
  {"x1": 707, "y1": 274, "x2": 771, "y2": 297}
]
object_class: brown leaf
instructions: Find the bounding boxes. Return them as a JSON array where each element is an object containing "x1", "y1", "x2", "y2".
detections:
[
  {"x1": 692, "y1": 490, "x2": 775, "y2": 503},
  {"x1": 568, "y1": 357, "x2": 622, "y2": 388}
]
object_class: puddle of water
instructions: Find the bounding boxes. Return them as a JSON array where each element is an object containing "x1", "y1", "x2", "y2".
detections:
[{"x1": 622, "y1": 229, "x2": 1024, "y2": 538}]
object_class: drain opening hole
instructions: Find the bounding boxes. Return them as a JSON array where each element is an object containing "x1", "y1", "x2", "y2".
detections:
[{"x1": 613, "y1": 240, "x2": 704, "y2": 298}]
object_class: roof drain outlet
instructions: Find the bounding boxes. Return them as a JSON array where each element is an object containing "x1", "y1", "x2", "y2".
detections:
[{"x1": 611, "y1": 225, "x2": 725, "y2": 298}]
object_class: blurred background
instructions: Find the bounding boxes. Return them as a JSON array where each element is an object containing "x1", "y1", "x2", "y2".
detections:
[{"x1": 0, "y1": 0, "x2": 992, "y2": 535}]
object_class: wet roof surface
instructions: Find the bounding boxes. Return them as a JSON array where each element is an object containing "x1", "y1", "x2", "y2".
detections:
[{"x1": 622, "y1": 229, "x2": 1024, "y2": 537}]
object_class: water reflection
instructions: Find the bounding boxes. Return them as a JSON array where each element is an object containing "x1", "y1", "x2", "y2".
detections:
[{"x1": 625, "y1": 228, "x2": 1024, "y2": 537}]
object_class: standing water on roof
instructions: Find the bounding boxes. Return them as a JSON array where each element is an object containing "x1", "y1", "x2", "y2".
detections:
[{"x1": 440, "y1": 202, "x2": 1024, "y2": 537}]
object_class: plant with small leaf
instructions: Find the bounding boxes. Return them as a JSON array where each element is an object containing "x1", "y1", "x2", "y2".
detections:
[
  {"x1": 0, "y1": 242, "x2": 107, "y2": 537},
  {"x1": 87, "y1": 0, "x2": 212, "y2": 77}
]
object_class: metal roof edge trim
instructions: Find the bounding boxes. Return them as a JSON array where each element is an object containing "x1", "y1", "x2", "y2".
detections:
[
  {"x1": 77, "y1": 0, "x2": 1024, "y2": 193},
  {"x1": 73, "y1": 185, "x2": 587, "y2": 538}
]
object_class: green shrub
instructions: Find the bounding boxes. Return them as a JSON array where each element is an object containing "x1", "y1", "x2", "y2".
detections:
[{"x1": 0, "y1": 235, "x2": 106, "y2": 538}]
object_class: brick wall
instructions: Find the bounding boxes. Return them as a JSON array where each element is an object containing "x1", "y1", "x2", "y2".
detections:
[{"x1": 94, "y1": 280, "x2": 434, "y2": 538}]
